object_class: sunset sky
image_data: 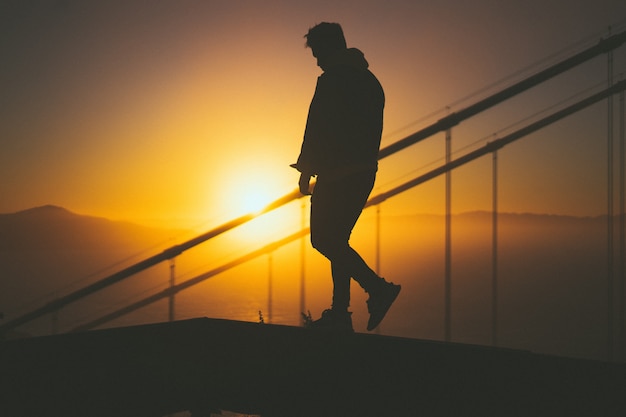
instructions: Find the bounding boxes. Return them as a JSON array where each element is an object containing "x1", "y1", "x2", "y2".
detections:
[{"x1": 1, "y1": 0, "x2": 625, "y2": 229}]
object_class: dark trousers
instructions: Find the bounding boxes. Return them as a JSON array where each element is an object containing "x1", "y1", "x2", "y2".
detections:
[{"x1": 310, "y1": 170, "x2": 380, "y2": 311}]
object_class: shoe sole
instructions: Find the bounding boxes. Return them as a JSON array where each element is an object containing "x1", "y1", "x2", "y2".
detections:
[{"x1": 367, "y1": 285, "x2": 401, "y2": 331}]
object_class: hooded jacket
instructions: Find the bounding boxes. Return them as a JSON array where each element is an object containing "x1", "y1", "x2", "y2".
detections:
[{"x1": 294, "y1": 48, "x2": 385, "y2": 178}]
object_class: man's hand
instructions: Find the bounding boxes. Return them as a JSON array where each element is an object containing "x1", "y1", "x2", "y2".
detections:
[{"x1": 298, "y1": 173, "x2": 312, "y2": 195}]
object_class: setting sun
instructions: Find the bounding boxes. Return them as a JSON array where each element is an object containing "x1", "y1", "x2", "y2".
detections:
[
  {"x1": 211, "y1": 164, "x2": 305, "y2": 246},
  {"x1": 238, "y1": 183, "x2": 276, "y2": 215},
  {"x1": 225, "y1": 168, "x2": 287, "y2": 216}
]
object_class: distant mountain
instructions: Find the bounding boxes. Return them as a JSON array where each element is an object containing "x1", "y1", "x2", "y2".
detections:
[
  {"x1": 0, "y1": 205, "x2": 181, "y2": 250},
  {"x1": 0, "y1": 206, "x2": 187, "y2": 336}
]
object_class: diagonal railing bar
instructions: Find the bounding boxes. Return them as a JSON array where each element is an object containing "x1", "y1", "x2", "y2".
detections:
[
  {"x1": 1, "y1": 30, "x2": 624, "y2": 336},
  {"x1": 70, "y1": 229, "x2": 310, "y2": 333},
  {"x1": 368, "y1": 80, "x2": 626, "y2": 206},
  {"x1": 377, "y1": 30, "x2": 626, "y2": 159},
  {"x1": 70, "y1": 80, "x2": 626, "y2": 333}
]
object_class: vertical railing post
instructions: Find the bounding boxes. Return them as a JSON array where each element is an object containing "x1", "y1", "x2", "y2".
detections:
[
  {"x1": 375, "y1": 204, "x2": 383, "y2": 335},
  {"x1": 300, "y1": 200, "x2": 306, "y2": 324},
  {"x1": 492, "y1": 149, "x2": 499, "y2": 347},
  {"x1": 618, "y1": 82, "x2": 626, "y2": 361},
  {"x1": 268, "y1": 252, "x2": 273, "y2": 324},
  {"x1": 607, "y1": 34, "x2": 615, "y2": 361},
  {"x1": 168, "y1": 258, "x2": 176, "y2": 322},
  {"x1": 445, "y1": 128, "x2": 452, "y2": 342},
  {"x1": 376, "y1": 204, "x2": 382, "y2": 276}
]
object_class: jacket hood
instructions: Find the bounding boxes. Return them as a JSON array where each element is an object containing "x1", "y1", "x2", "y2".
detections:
[{"x1": 323, "y1": 48, "x2": 369, "y2": 71}]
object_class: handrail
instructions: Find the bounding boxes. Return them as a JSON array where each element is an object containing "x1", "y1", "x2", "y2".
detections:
[
  {"x1": 1, "y1": 29, "x2": 624, "y2": 336},
  {"x1": 368, "y1": 80, "x2": 626, "y2": 205},
  {"x1": 377, "y1": 29, "x2": 626, "y2": 159},
  {"x1": 70, "y1": 80, "x2": 626, "y2": 332},
  {"x1": 70, "y1": 229, "x2": 310, "y2": 332}
]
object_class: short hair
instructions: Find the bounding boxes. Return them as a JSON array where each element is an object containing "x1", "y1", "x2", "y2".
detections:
[{"x1": 304, "y1": 22, "x2": 347, "y2": 55}]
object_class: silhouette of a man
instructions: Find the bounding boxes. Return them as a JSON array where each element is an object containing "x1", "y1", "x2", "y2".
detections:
[{"x1": 292, "y1": 22, "x2": 400, "y2": 331}]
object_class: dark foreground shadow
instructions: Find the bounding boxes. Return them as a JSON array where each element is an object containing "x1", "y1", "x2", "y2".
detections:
[{"x1": 1, "y1": 318, "x2": 625, "y2": 417}]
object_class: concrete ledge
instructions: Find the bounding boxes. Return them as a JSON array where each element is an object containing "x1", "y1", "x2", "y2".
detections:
[{"x1": 1, "y1": 318, "x2": 625, "y2": 416}]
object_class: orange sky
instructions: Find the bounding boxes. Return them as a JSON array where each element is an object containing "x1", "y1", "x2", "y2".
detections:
[{"x1": 1, "y1": 1, "x2": 625, "y2": 229}]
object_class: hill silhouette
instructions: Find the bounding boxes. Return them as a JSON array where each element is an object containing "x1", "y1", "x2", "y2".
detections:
[
  {"x1": 0, "y1": 205, "x2": 179, "y2": 250},
  {"x1": 0, "y1": 206, "x2": 186, "y2": 335}
]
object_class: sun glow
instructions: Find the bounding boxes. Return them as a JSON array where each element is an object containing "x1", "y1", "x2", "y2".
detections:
[
  {"x1": 218, "y1": 167, "x2": 302, "y2": 246},
  {"x1": 241, "y1": 187, "x2": 275, "y2": 215},
  {"x1": 230, "y1": 177, "x2": 280, "y2": 216}
]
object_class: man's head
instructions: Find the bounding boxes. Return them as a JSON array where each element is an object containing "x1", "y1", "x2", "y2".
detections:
[{"x1": 304, "y1": 22, "x2": 347, "y2": 69}]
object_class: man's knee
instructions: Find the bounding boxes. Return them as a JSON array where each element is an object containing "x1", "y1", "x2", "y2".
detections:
[{"x1": 311, "y1": 234, "x2": 346, "y2": 259}]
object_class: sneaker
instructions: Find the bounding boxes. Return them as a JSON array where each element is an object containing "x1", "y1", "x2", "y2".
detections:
[
  {"x1": 308, "y1": 309, "x2": 354, "y2": 332},
  {"x1": 366, "y1": 281, "x2": 401, "y2": 331}
]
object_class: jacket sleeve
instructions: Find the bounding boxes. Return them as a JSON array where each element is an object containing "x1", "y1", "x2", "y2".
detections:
[{"x1": 295, "y1": 76, "x2": 332, "y2": 175}]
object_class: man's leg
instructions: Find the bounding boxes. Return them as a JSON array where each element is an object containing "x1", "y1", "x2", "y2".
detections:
[
  {"x1": 310, "y1": 172, "x2": 379, "y2": 306},
  {"x1": 330, "y1": 244, "x2": 400, "y2": 331},
  {"x1": 310, "y1": 172, "x2": 400, "y2": 330},
  {"x1": 330, "y1": 261, "x2": 351, "y2": 311}
]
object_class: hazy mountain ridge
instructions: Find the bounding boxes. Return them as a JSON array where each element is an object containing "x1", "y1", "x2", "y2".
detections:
[
  {"x1": 0, "y1": 206, "x2": 615, "y2": 361},
  {"x1": 388, "y1": 210, "x2": 607, "y2": 223},
  {"x1": 5, "y1": 205, "x2": 605, "y2": 256},
  {"x1": 0, "y1": 205, "x2": 184, "y2": 250},
  {"x1": 0, "y1": 206, "x2": 188, "y2": 331}
]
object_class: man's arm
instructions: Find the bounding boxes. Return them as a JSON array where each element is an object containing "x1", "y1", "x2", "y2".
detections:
[
  {"x1": 290, "y1": 163, "x2": 313, "y2": 195},
  {"x1": 298, "y1": 172, "x2": 313, "y2": 195}
]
